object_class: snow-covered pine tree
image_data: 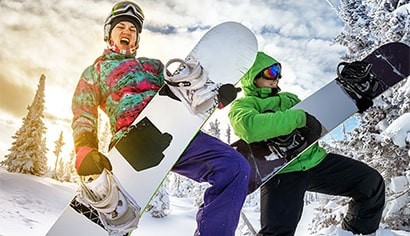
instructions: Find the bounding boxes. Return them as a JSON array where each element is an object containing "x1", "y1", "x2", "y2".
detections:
[
  {"x1": 335, "y1": 0, "x2": 410, "y2": 60},
  {"x1": 207, "y1": 118, "x2": 221, "y2": 139},
  {"x1": 168, "y1": 172, "x2": 182, "y2": 197},
  {"x1": 52, "y1": 131, "x2": 65, "y2": 179},
  {"x1": 0, "y1": 74, "x2": 48, "y2": 176},
  {"x1": 369, "y1": 0, "x2": 410, "y2": 45},
  {"x1": 312, "y1": 0, "x2": 410, "y2": 232},
  {"x1": 335, "y1": 0, "x2": 374, "y2": 59},
  {"x1": 192, "y1": 182, "x2": 209, "y2": 207},
  {"x1": 147, "y1": 183, "x2": 170, "y2": 218},
  {"x1": 168, "y1": 172, "x2": 195, "y2": 197},
  {"x1": 64, "y1": 150, "x2": 77, "y2": 182},
  {"x1": 55, "y1": 158, "x2": 65, "y2": 182},
  {"x1": 316, "y1": 80, "x2": 410, "y2": 230},
  {"x1": 54, "y1": 152, "x2": 76, "y2": 182},
  {"x1": 226, "y1": 125, "x2": 232, "y2": 144}
]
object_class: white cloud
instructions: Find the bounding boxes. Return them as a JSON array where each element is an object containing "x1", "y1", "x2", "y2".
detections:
[{"x1": 0, "y1": 0, "x2": 346, "y2": 161}]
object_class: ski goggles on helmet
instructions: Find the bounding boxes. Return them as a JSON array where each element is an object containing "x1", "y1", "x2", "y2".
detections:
[
  {"x1": 108, "y1": 1, "x2": 144, "y2": 33},
  {"x1": 260, "y1": 64, "x2": 282, "y2": 80}
]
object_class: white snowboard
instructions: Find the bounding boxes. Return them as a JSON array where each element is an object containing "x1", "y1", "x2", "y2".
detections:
[{"x1": 47, "y1": 21, "x2": 257, "y2": 236}]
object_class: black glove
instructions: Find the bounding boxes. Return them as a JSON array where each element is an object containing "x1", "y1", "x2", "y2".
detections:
[
  {"x1": 76, "y1": 147, "x2": 112, "y2": 176},
  {"x1": 356, "y1": 97, "x2": 374, "y2": 113},
  {"x1": 217, "y1": 84, "x2": 241, "y2": 108},
  {"x1": 300, "y1": 112, "x2": 322, "y2": 145}
]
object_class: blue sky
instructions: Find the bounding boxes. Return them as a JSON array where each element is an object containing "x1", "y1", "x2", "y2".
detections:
[{"x1": 0, "y1": 0, "x2": 347, "y2": 164}]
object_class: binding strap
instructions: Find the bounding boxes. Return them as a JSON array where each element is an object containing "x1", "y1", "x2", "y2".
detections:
[{"x1": 163, "y1": 57, "x2": 219, "y2": 118}]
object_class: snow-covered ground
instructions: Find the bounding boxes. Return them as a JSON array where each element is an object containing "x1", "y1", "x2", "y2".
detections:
[
  {"x1": 135, "y1": 197, "x2": 318, "y2": 235},
  {"x1": 1, "y1": 81, "x2": 409, "y2": 236},
  {"x1": 0, "y1": 168, "x2": 76, "y2": 236},
  {"x1": 1, "y1": 167, "x2": 409, "y2": 236}
]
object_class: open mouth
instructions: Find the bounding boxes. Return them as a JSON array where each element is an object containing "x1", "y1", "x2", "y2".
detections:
[{"x1": 120, "y1": 37, "x2": 130, "y2": 45}]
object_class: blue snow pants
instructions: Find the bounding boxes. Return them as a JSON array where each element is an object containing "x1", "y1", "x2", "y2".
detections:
[{"x1": 172, "y1": 131, "x2": 251, "y2": 236}]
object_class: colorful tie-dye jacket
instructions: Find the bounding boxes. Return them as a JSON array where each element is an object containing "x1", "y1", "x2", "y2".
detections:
[{"x1": 72, "y1": 49, "x2": 164, "y2": 150}]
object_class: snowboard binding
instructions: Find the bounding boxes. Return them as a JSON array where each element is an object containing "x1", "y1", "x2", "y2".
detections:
[
  {"x1": 266, "y1": 129, "x2": 308, "y2": 162},
  {"x1": 76, "y1": 169, "x2": 141, "y2": 235},
  {"x1": 336, "y1": 61, "x2": 387, "y2": 112},
  {"x1": 163, "y1": 57, "x2": 219, "y2": 118}
]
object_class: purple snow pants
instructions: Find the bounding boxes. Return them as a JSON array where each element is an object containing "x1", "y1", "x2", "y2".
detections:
[{"x1": 172, "y1": 131, "x2": 251, "y2": 236}]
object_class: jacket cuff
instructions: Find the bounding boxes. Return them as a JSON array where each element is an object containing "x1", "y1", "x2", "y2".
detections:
[
  {"x1": 75, "y1": 146, "x2": 95, "y2": 171},
  {"x1": 74, "y1": 132, "x2": 98, "y2": 151}
]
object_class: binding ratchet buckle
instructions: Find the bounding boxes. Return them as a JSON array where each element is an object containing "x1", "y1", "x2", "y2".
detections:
[{"x1": 336, "y1": 61, "x2": 385, "y2": 99}]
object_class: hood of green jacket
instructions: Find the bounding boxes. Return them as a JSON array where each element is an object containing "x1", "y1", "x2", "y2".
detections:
[{"x1": 241, "y1": 51, "x2": 281, "y2": 98}]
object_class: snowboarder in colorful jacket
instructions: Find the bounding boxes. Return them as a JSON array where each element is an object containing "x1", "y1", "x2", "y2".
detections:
[
  {"x1": 71, "y1": 1, "x2": 251, "y2": 235},
  {"x1": 229, "y1": 51, "x2": 385, "y2": 235}
]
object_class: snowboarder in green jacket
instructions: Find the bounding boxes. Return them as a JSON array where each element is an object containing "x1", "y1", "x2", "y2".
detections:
[{"x1": 229, "y1": 51, "x2": 385, "y2": 235}]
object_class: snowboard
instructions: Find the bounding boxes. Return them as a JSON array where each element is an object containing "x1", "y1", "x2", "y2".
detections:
[
  {"x1": 232, "y1": 42, "x2": 410, "y2": 194},
  {"x1": 46, "y1": 22, "x2": 257, "y2": 236}
]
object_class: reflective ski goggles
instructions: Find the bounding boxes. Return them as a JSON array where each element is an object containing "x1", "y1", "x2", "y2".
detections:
[
  {"x1": 260, "y1": 64, "x2": 282, "y2": 80},
  {"x1": 111, "y1": 1, "x2": 144, "y2": 18},
  {"x1": 110, "y1": 1, "x2": 144, "y2": 30}
]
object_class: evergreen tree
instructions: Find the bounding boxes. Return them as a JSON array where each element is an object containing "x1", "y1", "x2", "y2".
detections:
[
  {"x1": 207, "y1": 118, "x2": 221, "y2": 139},
  {"x1": 55, "y1": 158, "x2": 65, "y2": 182},
  {"x1": 65, "y1": 150, "x2": 77, "y2": 182},
  {"x1": 0, "y1": 74, "x2": 48, "y2": 176},
  {"x1": 334, "y1": 0, "x2": 410, "y2": 60},
  {"x1": 192, "y1": 182, "x2": 209, "y2": 207},
  {"x1": 52, "y1": 131, "x2": 65, "y2": 179},
  {"x1": 147, "y1": 184, "x2": 170, "y2": 218},
  {"x1": 168, "y1": 172, "x2": 196, "y2": 198},
  {"x1": 226, "y1": 125, "x2": 232, "y2": 144},
  {"x1": 312, "y1": 1, "x2": 410, "y2": 231},
  {"x1": 313, "y1": 73, "x2": 410, "y2": 231},
  {"x1": 335, "y1": 0, "x2": 374, "y2": 57}
]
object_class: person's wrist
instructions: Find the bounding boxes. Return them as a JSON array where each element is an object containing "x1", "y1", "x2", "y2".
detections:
[{"x1": 75, "y1": 146, "x2": 96, "y2": 172}]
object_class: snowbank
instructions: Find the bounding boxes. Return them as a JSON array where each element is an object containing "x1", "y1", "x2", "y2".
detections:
[{"x1": 382, "y1": 113, "x2": 410, "y2": 148}]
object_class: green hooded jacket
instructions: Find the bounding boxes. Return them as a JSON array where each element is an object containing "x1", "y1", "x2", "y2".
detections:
[{"x1": 229, "y1": 52, "x2": 327, "y2": 174}]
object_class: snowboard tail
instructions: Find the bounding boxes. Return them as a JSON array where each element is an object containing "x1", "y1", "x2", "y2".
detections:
[{"x1": 233, "y1": 42, "x2": 410, "y2": 193}]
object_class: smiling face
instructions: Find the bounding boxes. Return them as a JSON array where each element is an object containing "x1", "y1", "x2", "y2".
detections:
[
  {"x1": 110, "y1": 21, "x2": 139, "y2": 51},
  {"x1": 254, "y1": 76, "x2": 280, "y2": 88}
]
